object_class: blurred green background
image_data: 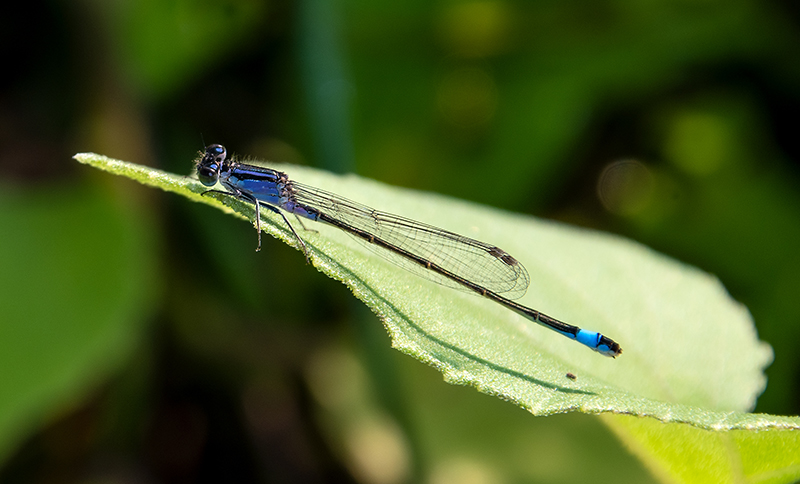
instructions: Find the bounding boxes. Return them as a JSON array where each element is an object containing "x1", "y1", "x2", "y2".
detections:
[{"x1": 1, "y1": 0, "x2": 798, "y2": 482}]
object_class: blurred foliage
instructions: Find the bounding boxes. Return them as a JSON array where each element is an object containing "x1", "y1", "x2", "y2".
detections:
[{"x1": 0, "y1": 0, "x2": 798, "y2": 482}]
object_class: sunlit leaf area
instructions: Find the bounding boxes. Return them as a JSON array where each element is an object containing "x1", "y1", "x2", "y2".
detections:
[{"x1": 2, "y1": 1, "x2": 800, "y2": 483}]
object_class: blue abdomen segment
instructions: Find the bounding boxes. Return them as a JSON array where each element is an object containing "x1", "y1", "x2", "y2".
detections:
[
  {"x1": 282, "y1": 201, "x2": 319, "y2": 221},
  {"x1": 575, "y1": 329, "x2": 618, "y2": 357}
]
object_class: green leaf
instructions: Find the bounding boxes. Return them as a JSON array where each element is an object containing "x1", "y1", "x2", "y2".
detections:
[
  {"x1": 605, "y1": 414, "x2": 800, "y2": 484},
  {"x1": 74, "y1": 151, "x2": 800, "y2": 482}
]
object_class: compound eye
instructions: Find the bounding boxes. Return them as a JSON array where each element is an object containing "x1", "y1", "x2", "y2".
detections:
[
  {"x1": 197, "y1": 163, "x2": 219, "y2": 186},
  {"x1": 207, "y1": 144, "x2": 227, "y2": 163}
]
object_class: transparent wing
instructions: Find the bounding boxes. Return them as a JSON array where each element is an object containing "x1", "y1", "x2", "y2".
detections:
[{"x1": 291, "y1": 182, "x2": 530, "y2": 299}]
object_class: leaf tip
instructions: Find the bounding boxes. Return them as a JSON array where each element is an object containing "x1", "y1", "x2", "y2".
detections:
[{"x1": 73, "y1": 152, "x2": 93, "y2": 164}]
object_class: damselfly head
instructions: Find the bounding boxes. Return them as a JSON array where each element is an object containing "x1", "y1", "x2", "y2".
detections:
[{"x1": 197, "y1": 144, "x2": 228, "y2": 186}]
